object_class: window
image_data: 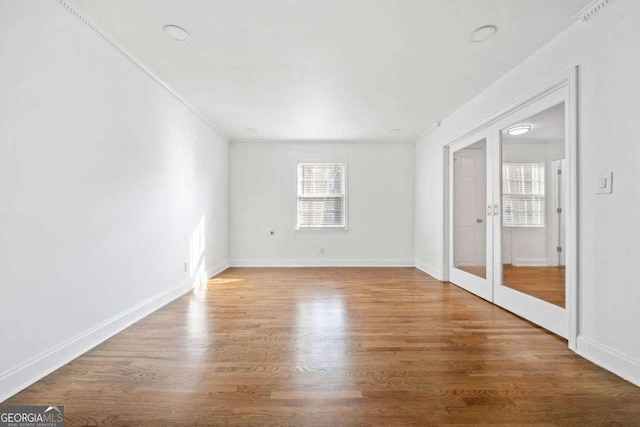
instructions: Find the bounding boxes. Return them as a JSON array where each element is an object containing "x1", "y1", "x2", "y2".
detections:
[
  {"x1": 297, "y1": 162, "x2": 346, "y2": 229},
  {"x1": 502, "y1": 162, "x2": 545, "y2": 227}
]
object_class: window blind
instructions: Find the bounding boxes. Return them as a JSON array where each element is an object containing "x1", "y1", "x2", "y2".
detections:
[
  {"x1": 502, "y1": 163, "x2": 545, "y2": 227},
  {"x1": 297, "y1": 163, "x2": 346, "y2": 228}
]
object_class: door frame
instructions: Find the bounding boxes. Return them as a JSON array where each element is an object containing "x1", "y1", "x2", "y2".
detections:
[{"x1": 442, "y1": 67, "x2": 579, "y2": 350}]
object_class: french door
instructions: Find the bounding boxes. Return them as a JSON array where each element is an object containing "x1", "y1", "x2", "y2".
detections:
[
  {"x1": 448, "y1": 87, "x2": 572, "y2": 339},
  {"x1": 448, "y1": 131, "x2": 494, "y2": 302}
]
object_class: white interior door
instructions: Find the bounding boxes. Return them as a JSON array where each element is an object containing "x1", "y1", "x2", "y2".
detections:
[{"x1": 448, "y1": 132, "x2": 493, "y2": 301}]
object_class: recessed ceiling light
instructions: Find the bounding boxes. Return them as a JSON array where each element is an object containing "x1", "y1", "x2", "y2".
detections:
[
  {"x1": 164, "y1": 25, "x2": 190, "y2": 42},
  {"x1": 506, "y1": 125, "x2": 532, "y2": 136},
  {"x1": 471, "y1": 25, "x2": 497, "y2": 43},
  {"x1": 246, "y1": 128, "x2": 258, "y2": 133}
]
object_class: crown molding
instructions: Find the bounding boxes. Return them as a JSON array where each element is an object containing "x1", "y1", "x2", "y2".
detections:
[
  {"x1": 230, "y1": 138, "x2": 415, "y2": 144},
  {"x1": 414, "y1": 121, "x2": 441, "y2": 142},
  {"x1": 573, "y1": 0, "x2": 615, "y2": 22},
  {"x1": 52, "y1": 0, "x2": 229, "y2": 141}
]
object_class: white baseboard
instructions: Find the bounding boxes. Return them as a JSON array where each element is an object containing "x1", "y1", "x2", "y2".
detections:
[
  {"x1": 576, "y1": 336, "x2": 640, "y2": 387},
  {"x1": 415, "y1": 261, "x2": 443, "y2": 281},
  {"x1": 0, "y1": 270, "x2": 208, "y2": 403},
  {"x1": 229, "y1": 258, "x2": 414, "y2": 267},
  {"x1": 512, "y1": 258, "x2": 549, "y2": 267},
  {"x1": 206, "y1": 259, "x2": 230, "y2": 278}
]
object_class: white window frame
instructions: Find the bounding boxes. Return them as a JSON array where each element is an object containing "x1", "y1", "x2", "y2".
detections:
[
  {"x1": 502, "y1": 162, "x2": 546, "y2": 228},
  {"x1": 295, "y1": 161, "x2": 348, "y2": 231}
]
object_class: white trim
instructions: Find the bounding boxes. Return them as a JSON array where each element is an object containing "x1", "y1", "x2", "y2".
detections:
[
  {"x1": 293, "y1": 228, "x2": 350, "y2": 234},
  {"x1": 231, "y1": 139, "x2": 415, "y2": 145},
  {"x1": 0, "y1": 280, "x2": 187, "y2": 402},
  {"x1": 573, "y1": 0, "x2": 615, "y2": 22},
  {"x1": 415, "y1": 121, "x2": 442, "y2": 143},
  {"x1": 511, "y1": 258, "x2": 550, "y2": 267},
  {"x1": 415, "y1": 261, "x2": 443, "y2": 280},
  {"x1": 229, "y1": 259, "x2": 414, "y2": 268},
  {"x1": 566, "y1": 67, "x2": 580, "y2": 351},
  {"x1": 51, "y1": 0, "x2": 229, "y2": 140},
  {"x1": 577, "y1": 336, "x2": 640, "y2": 387},
  {"x1": 441, "y1": 146, "x2": 451, "y2": 283},
  {"x1": 206, "y1": 259, "x2": 230, "y2": 278}
]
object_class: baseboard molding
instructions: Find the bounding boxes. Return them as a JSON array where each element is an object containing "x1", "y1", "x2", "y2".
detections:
[
  {"x1": 415, "y1": 261, "x2": 443, "y2": 281},
  {"x1": 206, "y1": 259, "x2": 230, "y2": 278},
  {"x1": 576, "y1": 336, "x2": 640, "y2": 387},
  {"x1": 512, "y1": 258, "x2": 549, "y2": 267},
  {"x1": 229, "y1": 258, "x2": 414, "y2": 267},
  {"x1": 0, "y1": 275, "x2": 198, "y2": 403}
]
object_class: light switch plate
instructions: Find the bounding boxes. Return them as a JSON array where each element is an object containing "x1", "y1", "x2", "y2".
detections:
[{"x1": 596, "y1": 172, "x2": 613, "y2": 194}]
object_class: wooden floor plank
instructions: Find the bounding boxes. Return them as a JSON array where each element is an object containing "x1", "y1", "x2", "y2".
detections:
[
  {"x1": 270, "y1": 390, "x2": 363, "y2": 400},
  {"x1": 3, "y1": 267, "x2": 639, "y2": 426}
]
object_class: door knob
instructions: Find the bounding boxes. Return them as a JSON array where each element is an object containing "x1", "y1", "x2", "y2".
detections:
[{"x1": 476, "y1": 219, "x2": 484, "y2": 223}]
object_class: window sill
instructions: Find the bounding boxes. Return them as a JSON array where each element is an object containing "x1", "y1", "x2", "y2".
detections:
[
  {"x1": 503, "y1": 225, "x2": 546, "y2": 229},
  {"x1": 294, "y1": 227, "x2": 349, "y2": 234}
]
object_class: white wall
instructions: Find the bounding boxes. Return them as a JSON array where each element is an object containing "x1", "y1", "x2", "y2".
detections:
[
  {"x1": 0, "y1": 1, "x2": 229, "y2": 401},
  {"x1": 415, "y1": 1, "x2": 640, "y2": 384},
  {"x1": 230, "y1": 141, "x2": 414, "y2": 266}
]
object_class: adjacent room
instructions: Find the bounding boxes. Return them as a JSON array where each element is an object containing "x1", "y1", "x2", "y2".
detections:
[{"x1": 2, "y1": 0, "x2": 640, "y2": 425}]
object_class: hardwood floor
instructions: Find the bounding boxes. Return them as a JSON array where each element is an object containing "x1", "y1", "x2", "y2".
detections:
[
  {"x1": 4, "y1": 268, "x2": 640, "y2": 425},
  {"x1": 503, "y1": 265, "x2": 566, "y2": 307},
  {"x1": 457, "y1": 265, "x2": 566, "y2": 307}
]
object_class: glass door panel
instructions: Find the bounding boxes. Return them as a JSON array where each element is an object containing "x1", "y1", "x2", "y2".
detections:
[
  {"x1": 453, "y1": 139, "x2": 487, "y2": 278},
  {"x1": 500, "y1": 103, "x2": 566, "y2": 307},
  {"x1": 449, "y1": 133, "x2": 493, "y2": 301},
  {"x1": 493, "y1": 98, "x2": 568, "y2": 338}
]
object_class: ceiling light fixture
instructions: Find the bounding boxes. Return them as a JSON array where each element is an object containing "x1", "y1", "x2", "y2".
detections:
[
  {"x1": 506, "y1": 124, "x2": 532, "y2": 136},
  {"x1": 471, "y1": 25, "x2": 497, "y2": 42},
  {"x1": 164, "y1": 25, "x2": 190, "y2": 42}
]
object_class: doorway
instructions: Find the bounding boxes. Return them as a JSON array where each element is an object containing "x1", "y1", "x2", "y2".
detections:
[{"x1": 446, "y1": 75, "x2": 577, "y2": 342}]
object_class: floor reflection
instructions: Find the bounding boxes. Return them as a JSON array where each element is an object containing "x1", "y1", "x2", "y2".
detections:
[
  {"x1": 184, "y1": 295, "x2": 210, "y2": 366},
  {"x1": 295, "y1": 296, "x2": 349, "y2": 367},
  {"x1": 503, "y1": 265, "x2": 565, "y2": 307}
]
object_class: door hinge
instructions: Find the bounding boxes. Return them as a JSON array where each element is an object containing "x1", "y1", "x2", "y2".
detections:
[
  {"x1": 557, "y1": 246, "x2": 563, "y2": 252},
  {"x1": 557, "y1": 169, "x2": 562, "y2": 175},
  {"x1": 557, "y1": 208, "x2": 562, "y2": 214}
]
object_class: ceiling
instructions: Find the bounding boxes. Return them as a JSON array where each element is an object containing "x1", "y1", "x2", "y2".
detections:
[
  {"x1": 503, "y1": 103, "x2": 565, "y2": 142},
  {"x1": 75, "y1": 0, "x2": 590, "y2": 142}
]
